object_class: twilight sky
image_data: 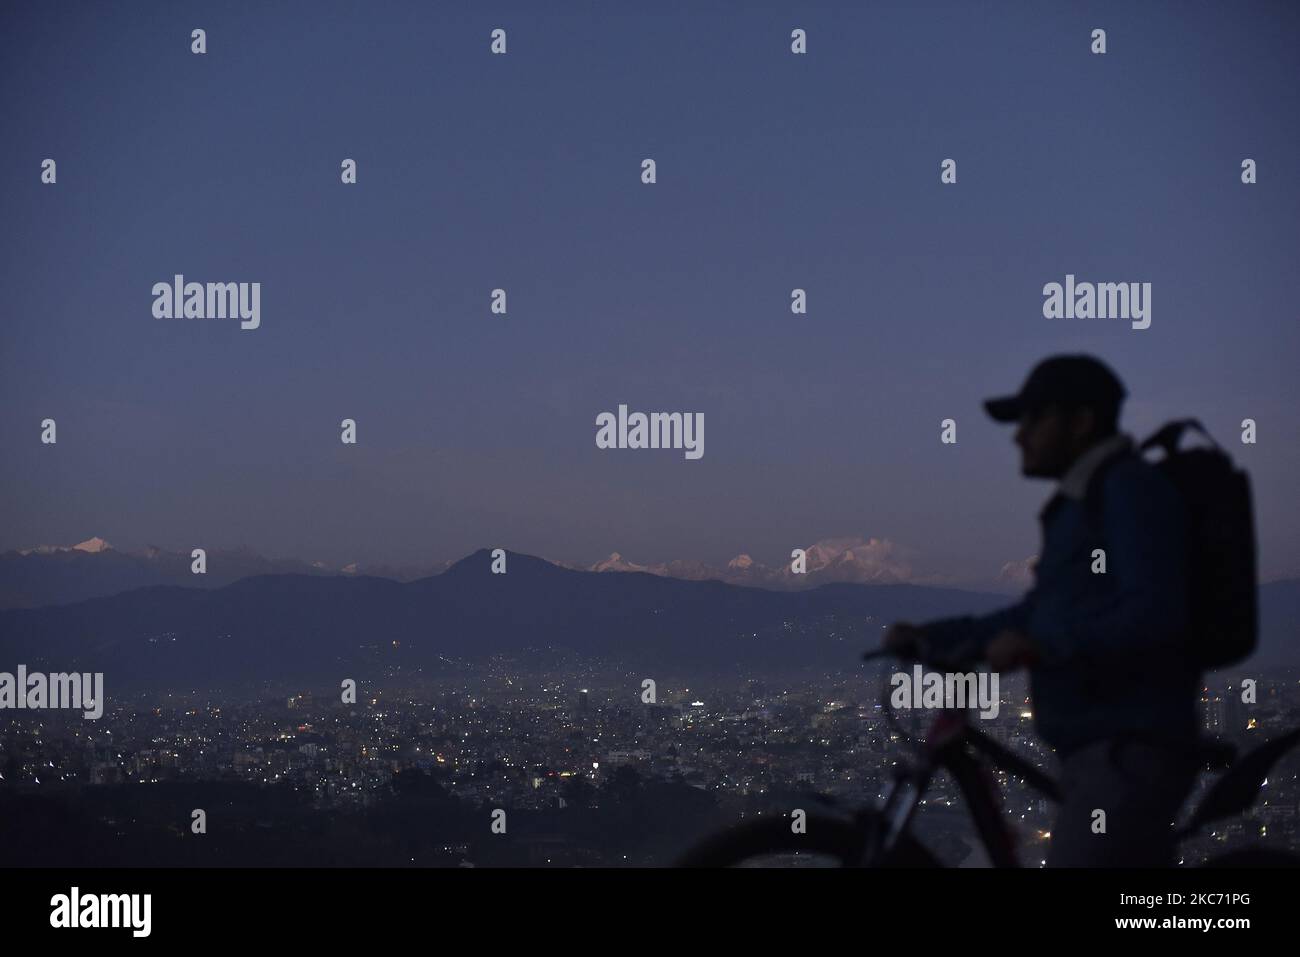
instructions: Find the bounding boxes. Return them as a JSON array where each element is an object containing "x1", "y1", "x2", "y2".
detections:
[{"x1": 2, "y1": 1, "x2": 1298, "y2": 589}]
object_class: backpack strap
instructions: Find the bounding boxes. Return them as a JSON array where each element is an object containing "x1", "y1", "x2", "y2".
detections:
[
  {"x1": 1139, "y1": 419, "x2": 1222, "y2": 456},
  {"x1": 1086, "y1": 419, "x2": 1218, "y2": 549},
  {"x1": 1081, "y1": 443, "x2": 1135, "y2": 547}
]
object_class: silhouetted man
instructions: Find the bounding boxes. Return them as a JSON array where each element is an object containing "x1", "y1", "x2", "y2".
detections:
[{"x1": 884, "y1": 354, "x2": 1201, "y2": 867}]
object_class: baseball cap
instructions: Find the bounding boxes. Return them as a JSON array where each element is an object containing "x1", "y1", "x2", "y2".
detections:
[{"x1": 983, "y1": 354, "x2": 1127, "y2": 423}]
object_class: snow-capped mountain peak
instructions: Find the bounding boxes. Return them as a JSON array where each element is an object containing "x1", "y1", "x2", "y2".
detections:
[
  {"x1": 590, "y1": 552, "x2": 650, "y2": 573},
  {"x1": 72, "y1": 537, "x2": 113, "y2": 553}
]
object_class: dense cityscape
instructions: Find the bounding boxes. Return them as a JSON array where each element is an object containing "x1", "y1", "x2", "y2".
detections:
[{"x1": 3, "y1": 660, "x2": 1296, "y2": 867}]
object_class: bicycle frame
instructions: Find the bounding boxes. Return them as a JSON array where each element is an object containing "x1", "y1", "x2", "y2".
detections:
[
  {"x1": 678, "y1": 653, "x2": 1297, "y2": 867},
  {"x1": 860, "y1": 657, "x2": 1062, "y2": 868}
]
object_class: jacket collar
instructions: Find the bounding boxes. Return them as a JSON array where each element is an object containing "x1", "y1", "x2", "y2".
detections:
[
  {"x1": 1058, "y1": 432, "x2": 1134, "y2": 500},
  {"x1": 1038, "y1": 432, "x2": 1134, "y2": 523}
]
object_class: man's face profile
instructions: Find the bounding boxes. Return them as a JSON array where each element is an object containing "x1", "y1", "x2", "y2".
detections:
[{"x1": 1014, "y1": 405, "x2": 1075, "y2": 478}]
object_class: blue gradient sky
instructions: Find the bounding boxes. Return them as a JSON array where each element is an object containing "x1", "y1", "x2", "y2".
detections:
[{"x1": 2, "y1": 1, "x2": 1298, "y2": 587}]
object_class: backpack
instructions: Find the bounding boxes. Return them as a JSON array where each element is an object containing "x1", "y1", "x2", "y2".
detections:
[{"x1": 1085, "y1": 419, "x2": 1258, "y2": 671}]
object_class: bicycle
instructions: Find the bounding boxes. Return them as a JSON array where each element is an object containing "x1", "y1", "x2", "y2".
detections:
[{"x1": 676, "y1": 649, "x2": 1300, "y2": 867}]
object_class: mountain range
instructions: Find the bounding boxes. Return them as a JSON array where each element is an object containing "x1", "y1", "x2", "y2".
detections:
[
  {"x1": 0, "y1": 536, "x2": 995, "y2": 611},
  {"x1": 0, "y1": 547, "x2": 1296, "y2": 694},
  {"x1": 0, "y1": 538, "x2": 449, "y2": 610}
]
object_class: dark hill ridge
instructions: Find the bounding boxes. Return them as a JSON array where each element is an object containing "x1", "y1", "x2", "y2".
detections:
[
  {"x1": 0, "y1": 541, "x2": 456, "y2": 610},
  {"x1": 0, "y1": 544, "x2": 339, "y2": 610},
  {"x1": 0, "y1": 549, "x2": 1296, "y2": 692},
  {"x1": 0, "y1": 549, "x2": 1007, "y2": 689}
]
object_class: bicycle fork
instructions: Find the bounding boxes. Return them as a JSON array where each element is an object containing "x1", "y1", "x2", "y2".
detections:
[{"x1": 857, "y1": 762, "x2": 935, "y2": 865}]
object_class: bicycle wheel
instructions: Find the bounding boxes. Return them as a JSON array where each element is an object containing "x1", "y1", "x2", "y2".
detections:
[{"x1": 676, "y1": 812, "x2": 942, "y2": 868}]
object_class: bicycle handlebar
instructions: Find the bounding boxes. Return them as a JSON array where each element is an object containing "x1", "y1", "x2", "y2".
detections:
[{"x1": 863, "y1": 643, "x2": 984, "y2": 673}]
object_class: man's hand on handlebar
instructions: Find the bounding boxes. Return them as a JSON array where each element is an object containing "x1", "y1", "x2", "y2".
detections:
[
  {"x1": 881, "y1": 622, "x2": 969, "y2": 669},
  {"x1": 880, "y1": 622, "x2": 1040, "y2": 672},
  {"x1": 882, "y1": 621, "x2": 929, "y2": 659},
  {"x1": 985, "y1": 628, "x2": 1039, "y2": 671}
]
